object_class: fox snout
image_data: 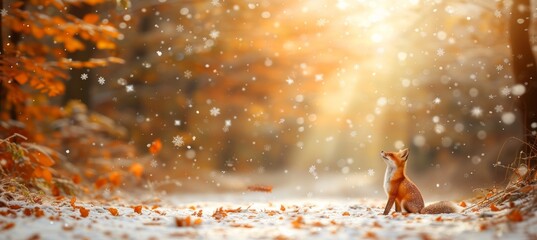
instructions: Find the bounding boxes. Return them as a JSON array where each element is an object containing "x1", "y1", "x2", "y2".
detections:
[{"x1": 380, "y1": 150, "x2": 387, "y2": 159}]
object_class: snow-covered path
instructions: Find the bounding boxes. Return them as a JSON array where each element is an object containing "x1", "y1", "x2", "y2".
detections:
[{"x1": 1, "y1": 193, "x2": 535, "y2": 240}]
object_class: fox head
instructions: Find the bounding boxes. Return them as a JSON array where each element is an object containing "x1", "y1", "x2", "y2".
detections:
[{"x1": 380, "y1": 148, "x2": 409, "y2": 168}]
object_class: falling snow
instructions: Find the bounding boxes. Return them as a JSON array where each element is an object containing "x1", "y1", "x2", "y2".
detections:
[
  {"x1": 436, "y1": 48, "x2": 445, "y2": 56},
  {"x1": 98, "y1": 76, "x2": 105, "y2": 85},
  {"x1": 184, "y1": 70, "x2": 192, "y2": 79},
  {"x1": 210, "y1": 107, "x2": 221, "y2": 116},
  {"x1": 172, "y1": 135, "x2": 184, "y2": 147},
  {"x1": 471, "y1": 107, "x2": 483, "y2": 117}
]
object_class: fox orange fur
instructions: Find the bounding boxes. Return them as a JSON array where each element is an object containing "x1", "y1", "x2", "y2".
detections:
[{"x1": 380, "y1": 148, "x2": 460, "y2": 215}]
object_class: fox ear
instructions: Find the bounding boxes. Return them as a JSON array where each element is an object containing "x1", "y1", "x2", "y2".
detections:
[{"x1": 400, "y1": 148, "x2": 409, "y2": 161}]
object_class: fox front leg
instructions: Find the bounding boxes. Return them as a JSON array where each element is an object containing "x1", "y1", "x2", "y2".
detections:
[
  {"x1": 383, "y1": 197, "x2": 395, "y2": 215},
  {"x1": 395, "y1": 200, "x2": 401, "y2": 212}
]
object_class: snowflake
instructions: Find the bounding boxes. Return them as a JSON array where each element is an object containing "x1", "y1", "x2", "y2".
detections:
[
  {"x1": 204, "y1": 39, "x2": 214, "y2": 48},
  {"x1": 317, "y1": 18, "x2": 327, "y2": 27},
  {"x1": 495, "y1": 105, "x2": 504, "y2": 113},
  {"x1": 81, "y1": 73, "x2": 88, "y2": 80},
  {"x1": 315, "y1": 74, "x2": 324, "y2": 81},
  {"x1": 286, "y1": 77, "x2": 294, "y2": 85},
  {"x1": 176, "y1": 24, "x2": 184, "y2": 32},
  {"x1": 433, "y1": 97, "x2": 441, "y2": 104},
  {"x1": 225, "y1": 119, "x2": 232, "y2": 127},
  {"x1": 500, "y1": 86, "x2": 511, "y2": 96},
  {"x1": 471, "y1": 107, "x2": 483, "y2": 117},
  {"x1": 211, "y1": 0, "x2": 221, "y2": 6},
  {"x1": 209, "y1": 29, "x2": 220, "y2": 39},
  {"x1": 367, "y1": 168, "x2": 375, "y2": 176},
  {"x1": 436, "y1": 48, "x2": 445, "y2": 56},
  {"x1": 126, "y1": 85, "x2": 134, "y2": 92},
  {"x1": 98, "y1": 76, "x2": 105, "y2": 85},
  {"x1": 150, "y1": 159, "x2": 158, "y2": 168},
  {"x1": 0, "y1": 9, "x2": 7, "y2": 17},
  {"x1": 210, "y1": 107, "x2": 221, "y2": 116},
  {"x1": 184, "y1": 70, "x2": 192, "y2": 79},
  {"x1": 489, "y1": 94, "x2": 496, "y2": 99},
  {"x1": 494, "y1": 9, "x2": 502, "y2": 18},
  {"x1": 185, "y1": 44, "x2": 193, "y2": 55},
  {"x1": 309, "y1": 165, "x2": 318, "y2": 179},
  {"x1": 172, "y1": 135, "x2": 184, "y2": 147},
  {"x1": 496, "y1": 64, "x2": 503, "y2": 71},
  {"x1": 174, "y1": 120, "x2": 181, "y2": 126}
]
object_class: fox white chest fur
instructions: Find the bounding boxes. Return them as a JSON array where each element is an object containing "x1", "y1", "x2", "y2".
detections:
[{"x1": 383, "y1": 165, "x2": 395, "y2": 195}]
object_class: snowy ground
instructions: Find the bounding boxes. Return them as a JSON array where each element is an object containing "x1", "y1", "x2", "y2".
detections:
[{"x1": 1, "y1": 192, "x2": 536, "y2": 240}]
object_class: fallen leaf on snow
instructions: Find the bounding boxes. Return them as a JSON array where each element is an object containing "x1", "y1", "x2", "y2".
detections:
[
  {"x1": 506, "y1": 209, "x2": 523, "y2": 222},
  {"x1": 247, "y1": 185, "x2": 273, "y2": 192}
]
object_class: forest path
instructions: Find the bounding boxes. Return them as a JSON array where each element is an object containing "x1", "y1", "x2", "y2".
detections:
[{"x1": 0, "y1": 193, "x2": 535, "y2": 239}]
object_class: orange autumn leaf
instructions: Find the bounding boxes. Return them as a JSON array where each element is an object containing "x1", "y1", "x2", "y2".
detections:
[
  {"x1": 148, "y1": 139, "x2": 162, "y2": 154},
  {"x1": 15, "y1": 73, "x2": 28, "y2": 84},
  {"x1": 108, "y1": 171, "x2": 122, "y2": 187},
  {"x1": 79, "y1": 207, "x2": 89, "y2": 218},
  {"x1": 96, "y1": 40, "x2": 116, "y2": 50},
  {"x1": 83, "y1": 13, "x2": 100, "y2": 24},
  {"x1": 31, "y1": 152, "x2": 55, "y2": 167},
  {"x1": 247, "y1": 185, "x2": 273, "y2": 192},
  {"x1": 133, "y1": 205, "x2": 142, "y2": 214},
  {"x1": 65, "y1": 38, "x2": 85, "y2": 52},
  {"x1": 41, "y1": 168, "x2": 53, "y2": 183},
  {"x1": 72, "y1": 174, "x2": 81, "y2": 184},
  {"x1": 506, "y1": 209, "x2": 523, "y2": 222},
  {"x1": 107, "y1": 208, "x2": 119, "y2": 216},
  {"x1": 490, "y1": 203, "x2": 500, "y2": 212},
  {"x1": 94, "y1": 177, "x2": 107, "y2": 189},
  {"x1": 342, "y1": 211, "x2": 350, "y2": 216},
  {"x1": 34, "y1": 207, "x2": 45, "y2": 218},
  {"x1": 459, "y1": 201, "x2": 467, "y2": 208},
  {"x1": 129, "y1": 163, "x2": 144, "y2": 179},
  {"x1": 291, "y1": 216, "x2": 303, "y2": 229},
  {"x1": 70, "y1": 197, "x2": 76, "y2": 208},
  {"x1": 2, "y1": 222, "x2": 15, "y2": 231},
  {"x1": 280, "y1": 204, "x2": 286, "y2": 212},
  {"x1": 212, "y1": 207, "x2": 228, "y2": 220}
]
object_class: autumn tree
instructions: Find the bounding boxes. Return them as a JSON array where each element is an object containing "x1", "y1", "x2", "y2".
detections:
[
  {"x1": 0, "y1": 0, "x2": 122, "y2": 128},
  {"x1": 509, "y1": 0, "x2": 537, "y2": 165}
]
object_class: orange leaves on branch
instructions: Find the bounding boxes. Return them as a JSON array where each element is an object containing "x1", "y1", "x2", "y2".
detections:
[
  {"x1": 83, "y1": 14, "x2": 100, "y2": 24},
  {"x1": 148, "y1": 139, "x2": 162, "y2": 155},
  {"x1": 14, "y1": 73, "x2": 28, "y2": 84}
]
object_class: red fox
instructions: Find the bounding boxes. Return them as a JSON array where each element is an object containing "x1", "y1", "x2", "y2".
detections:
[{"x1": 380, "y1": 148, "x2": 460, "y2": 215}]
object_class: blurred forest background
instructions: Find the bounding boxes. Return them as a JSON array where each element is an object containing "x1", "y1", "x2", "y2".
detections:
[{"x1": 1, "y1": 0, "x2": 536, "y2": 199}]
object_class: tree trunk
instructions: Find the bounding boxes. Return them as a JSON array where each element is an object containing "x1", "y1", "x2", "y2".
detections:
[
  {"x1": 509, "y1": 0, "x2": 537, "y2": 162},
  {"x1": 63, "y1": 4, "x2": 94, "y2": 108}
]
